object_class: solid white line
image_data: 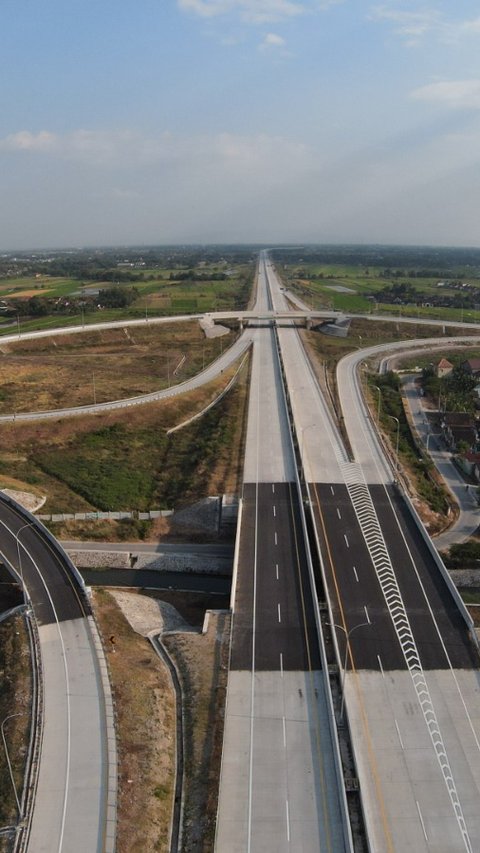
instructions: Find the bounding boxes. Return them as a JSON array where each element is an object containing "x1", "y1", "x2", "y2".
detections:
[
  {"x1": 0, "y1": 529, "x2": 72, "y2": 853},
  {"x1": 276, "y1": 563, "x2": 279, "y2": 580},
  {"x1": 395, "y1": 718, "x2": 405, "y2": 750},
  {"x1": 344, "y1": 534, "x2": 349, "y2": 547},
  {"x1": 377, "y1": 654, "x2": 384, "y2": 677},
  {"x1": 280, "y1": 652, "x2": 284, "y2": 677},
  {"x1": 364, "y1": 605, "x2": 371, "y2": 624},
  {"x1": 336, "y1": 508, "x2": 341, "y2": 519},
  {"x1": 286, "y1": 799, "x2": 291, "y2": 842},
  {"x1": 283, "y1": 716, "x2": 287, "y2": 748},
  {"x1": 247, "y1": 359, "x2": 261, "y2": 853},
  {"x1": 353, "y1": 566, "x2": 359, "y2": 582},
  {"x1": 278, "y1": 603, "x2": 282, "y2": 623},
  {"x1": 416, "y1": 800, "x2": 428, "y2": 842}
]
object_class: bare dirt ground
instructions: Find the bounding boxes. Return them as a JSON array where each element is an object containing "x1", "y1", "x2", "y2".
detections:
[
  {"x1": 93, "y1": 589, "x2": 176, "y2": 853},
  {"x1": 93, "y1": 589, "x2": 231, "y2": 853}
]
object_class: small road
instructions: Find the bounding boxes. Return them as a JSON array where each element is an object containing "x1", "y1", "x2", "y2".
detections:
[
  {"x1": 61, "y1": 539, "x2": 234, "y2": 557},
  {"x1": 402, "y1": 374, "x2": 480, "y2": 548}
]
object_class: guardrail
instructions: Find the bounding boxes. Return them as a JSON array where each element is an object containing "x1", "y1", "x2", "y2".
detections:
[
  {"x1": 15, "y1": 606, "x2": 43, "y2": 853},
  {"x1": 352, "y1": 365, "x2": 479, "y2": 648},
  {"x1": 400, "y1": 486, "x2": 479, "y2": 649},
  {"x1": 0, "y1": 492, "x2": 88, "y2": 599},
  {"x1": 271, "y1": 321, "x2": 355, "y2": 853}
]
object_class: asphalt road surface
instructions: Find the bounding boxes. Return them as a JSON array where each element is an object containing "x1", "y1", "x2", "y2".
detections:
[{"x1": 0, "y1": 496, "x2": 111, "y2": 853}]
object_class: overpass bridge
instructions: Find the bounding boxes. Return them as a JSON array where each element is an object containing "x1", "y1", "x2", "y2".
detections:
[{"x1": 208, "y1": 309, "x2": 350, "y2": 334}]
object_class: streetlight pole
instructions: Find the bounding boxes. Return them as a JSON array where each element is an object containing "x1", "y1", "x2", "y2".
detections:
[
  {"x1": 328, "y1": 621, "x2": 370, "y2": 721},
  {"x1": 387, "y1": 414, "x2": 400, "y2": 469},
  {"x1": 373, "y1": 385, "x2": 382, "y2": 421},
  {"x1": 15, "y1": 521, "x2": 35, "y2": 605}
]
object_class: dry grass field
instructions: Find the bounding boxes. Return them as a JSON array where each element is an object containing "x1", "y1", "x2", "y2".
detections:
[{"x1": 0, "y1": 322, "x2": 233, "y2": 413}]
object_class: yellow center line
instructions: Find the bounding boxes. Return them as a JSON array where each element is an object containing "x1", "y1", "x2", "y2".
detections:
[{"x1": 311, "y1": 480, "x2": 395, "y2": 853}]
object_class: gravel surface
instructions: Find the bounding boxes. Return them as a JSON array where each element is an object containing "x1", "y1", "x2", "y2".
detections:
[
  {"x1": 110, "y1": 589, "x2": 193, "y2": 636},
  {"x1": 2, "y1": 488, "x2": 46, "y2": 512}
]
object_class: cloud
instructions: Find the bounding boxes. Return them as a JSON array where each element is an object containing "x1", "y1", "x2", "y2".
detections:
[
  {"x1": 0, "y1": 130, "x2": 59, "y2": 153},
  {"x1": 370, "y1": 6, "x2": 441, "y2": 43},
  {"x1": 259, "y1": 31, "x2": 287, "y2": 51},
  {"x1": 371, "y1": 6, "x2": 480, "y2": 46},
  {"x1": 263, "y1": 32, "x2": 285, "y2": 46},
  {"x1": 178, "y1": 0, "x2": 304, "y2": 24},
  {"x1": 0, "y1": 127, "x2": 313, "y2": 178},
  {"x1": 411, "y1": 80, "x2": 480, "y2": 110}
]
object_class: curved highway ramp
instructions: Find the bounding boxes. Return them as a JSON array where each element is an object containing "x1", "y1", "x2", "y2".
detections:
[{"x1": 0, "y1": 494, "x2": 115, "y2": 853}]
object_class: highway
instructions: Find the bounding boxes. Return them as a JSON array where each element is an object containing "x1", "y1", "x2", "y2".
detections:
[
  {"x1": 0, "y1": 495, "x2": 113, "y2": 852},
  {"x1": 4, "y1": 252, "x2": 480, "y2": 851},
  {"x1": 216, "y1": 258, "x2": 349, "y2": 851},
  {"x1": 265, "y1": 257, "x2": 480, "y2": 852}
]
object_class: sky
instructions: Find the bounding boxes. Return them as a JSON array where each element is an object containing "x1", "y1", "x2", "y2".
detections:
[{"x1": 1, "y1": 0, "x2": 480, "y2": 249}]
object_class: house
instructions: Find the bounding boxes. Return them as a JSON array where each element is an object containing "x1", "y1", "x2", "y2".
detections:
[
  {"x1": 462, "y1": 358, "x2": 480, "y2": 377},
  {"x1": 457, "y1": 451, "x2": 480, "y2": 482},
  {"x1": 441, "y1": 412, "x2": 478, "y2": 451},
  {"x1": 436, "y1": 358, "x2": 453, "y2": 378}
]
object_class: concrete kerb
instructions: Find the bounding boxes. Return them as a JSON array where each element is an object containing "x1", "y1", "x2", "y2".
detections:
[
  {"x1": 0, "y1": 492, "x2": 87, "y2": 596},
  {"x1": 400, "y1": 486, "x2": 479, "y2": 650},
  {"x1": 87, "y1": 615, "x2": 118, "y2": 853},
  {"x1": 148, "y1": 632, "x2": 185, "y2": 853}
]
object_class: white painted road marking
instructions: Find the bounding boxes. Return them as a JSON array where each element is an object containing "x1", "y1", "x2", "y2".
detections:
[
  {"x1": 344, "y1": 534, "x2": 349, "y2": 548},
  {"x1": 416, "y1": 800, "x2": 428, "y2": 842},
  {"x1": 364, "y1": 605, "x2": 371, "y2": 624},
  {"x1": 395, "y1": 718, "x2": 404, "y2": 750},
  {"x1": 336, "y1": 508, "x2": 342, "y2": 519},
  {"x1": 273, "y1": 505, "x2": 276, "y2": 517},
  {"x1": 278, "y1": 603, "x2": 282, "y2": 623},
  {"x1": 279, "y1": 652, "x2": 284, "y2": 677},
  {"x1": 286, "y1": 799, "x2": 291, "y2": 842},
  {"x1": 353, "y1": 566, "x2": 359, "y2": 582},
  {"x1": 274, "y1": 531, "x2": 278, "y2": 546},
  {"x1": 275, "y1": 563, "x2": 279, "y2": 580},
  {"x1": 377, "y1": 654, "x2": 384, "y2": 677},
  {"x1": 283, "y1": 716, "x2": 287, "y2": 748}
]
